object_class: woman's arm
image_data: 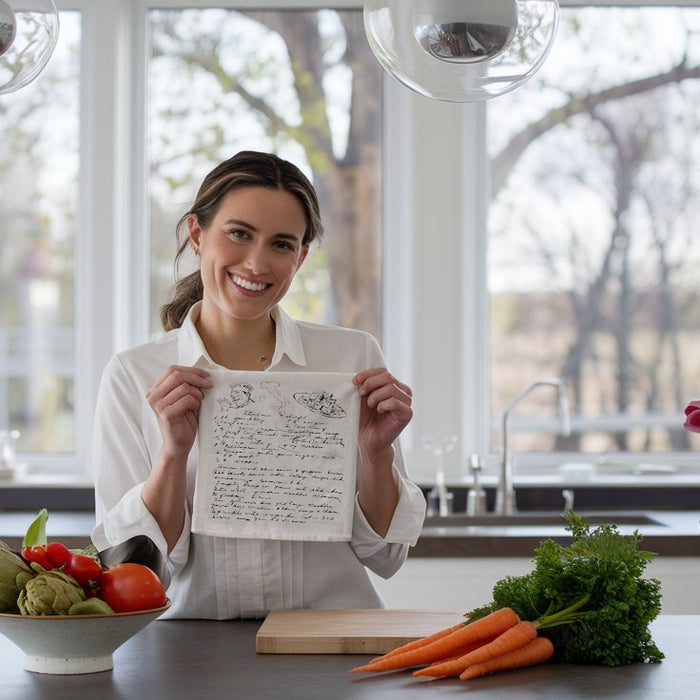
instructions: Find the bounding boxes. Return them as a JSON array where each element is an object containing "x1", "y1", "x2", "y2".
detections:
[{"x1": 142, "y1": 365, "x2": 212, "y2": 551}]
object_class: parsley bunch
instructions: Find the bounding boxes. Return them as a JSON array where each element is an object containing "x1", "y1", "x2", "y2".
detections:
[{"x1": 466, "y1": 512, "x2": 664, "y2": 666}]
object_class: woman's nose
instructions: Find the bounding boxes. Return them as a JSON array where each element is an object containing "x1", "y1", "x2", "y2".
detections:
[{"x1": 242, "y1": 242, "x2": 270, "y2": 274}]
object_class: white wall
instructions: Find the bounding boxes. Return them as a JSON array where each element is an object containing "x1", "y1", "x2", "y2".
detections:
[{"x1": 370, "y1": 557, "x2": 700, "y2": 615}]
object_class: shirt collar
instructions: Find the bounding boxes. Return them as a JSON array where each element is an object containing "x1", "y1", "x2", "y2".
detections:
[
  {"x1": 270, "y1": 305, "x2": 306, "y2": 368},
  {"x1": 177, "y1": 302, "x2": 212, "y2": 369},
  {"x1": 176, "y1": 301, "x2": 307, "y2": 369}
]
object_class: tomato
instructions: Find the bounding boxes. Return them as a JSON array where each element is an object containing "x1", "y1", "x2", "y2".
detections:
[
  {"x1": 46, "y1": 542, "x2": 72, "y2": 568},
  {"x1": 21, "y1": 545, "x2": 51, "y2": 569},
  {"x1": 99, "y1": 563, "x2": 167, "y2": 613},
  {"x1": 64, "y1": 552, "x2": 103, "y2": 589}
]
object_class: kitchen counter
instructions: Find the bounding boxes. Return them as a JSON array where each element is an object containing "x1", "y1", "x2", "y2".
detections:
[
  {"x1": 1, "y1": 509, "x2": 699, "y2": 557},
  {"x1": 0, "y1": 615, "x2": 696, "y2": 699},
  {"x1": 413, "y1": 510, "x2": 700, "y2": 557}
]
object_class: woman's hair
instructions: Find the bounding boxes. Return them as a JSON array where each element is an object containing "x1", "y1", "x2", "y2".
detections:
[{"x1": 160, "y1": 150, "x2": 324, "y2": 330}]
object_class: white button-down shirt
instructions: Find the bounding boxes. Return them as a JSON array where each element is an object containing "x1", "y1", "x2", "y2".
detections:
[{"x1": 91, "y1": 303, "x2": 426, "y2": 619}]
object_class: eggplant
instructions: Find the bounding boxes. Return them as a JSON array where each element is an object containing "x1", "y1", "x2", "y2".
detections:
[{"x1": 97, "y1": 535, "x2": 170, "y2": 588}]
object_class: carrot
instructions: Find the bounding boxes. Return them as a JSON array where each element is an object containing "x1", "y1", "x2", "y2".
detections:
[
  {"x1": 349, "y1": 607, "x2": 519, "y2": 673},
  {"x1": 413, "y1": 620, "x2": 538, "y2": 678},
  {"x1": 367, "y1": 622, "x2": 465, "y2": 663},
  {"x1": 458, "y1": 636, "x2": 554, "y2": 681},
  {"x1": 423, "y1": 638, "x2": 496, "y2": 664}
]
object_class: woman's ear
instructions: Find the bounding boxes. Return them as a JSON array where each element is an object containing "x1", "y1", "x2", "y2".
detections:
[
  {"x1": 296, "y1": 244, "x2": 310, "y2": 271},
  {"x1": 188, "y1": 214, "x2": 202, "y2": 256}
]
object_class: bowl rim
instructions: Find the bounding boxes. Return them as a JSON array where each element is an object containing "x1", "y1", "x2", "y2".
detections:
[{"x1": 0, "y1": 598, "x2": 171, "y2": 620}]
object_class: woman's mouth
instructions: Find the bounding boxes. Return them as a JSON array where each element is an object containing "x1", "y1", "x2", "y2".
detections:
[{"x1": 230, "y1": 273, "x2": 271, "y2": 294}]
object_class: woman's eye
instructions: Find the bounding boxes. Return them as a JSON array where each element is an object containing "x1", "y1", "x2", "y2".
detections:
[{"x1": 227, "y1": 229, "x2": 249, "y2": 240}]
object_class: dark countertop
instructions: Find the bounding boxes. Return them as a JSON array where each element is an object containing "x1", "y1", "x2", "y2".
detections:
[
  {"x1": 413, "y1": 510, "x2": 700, "y2": 557},
  {"x1": 2, "y1": 509, "x2": 698, "y2": 557},
  {"x1": 0, "y1": 615, "x2": 696, "y2": 699}
]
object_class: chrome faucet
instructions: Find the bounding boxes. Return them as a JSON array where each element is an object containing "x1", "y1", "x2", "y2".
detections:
[{"x1": 496, "y1": 378, "x2": 571, "y2": 515}]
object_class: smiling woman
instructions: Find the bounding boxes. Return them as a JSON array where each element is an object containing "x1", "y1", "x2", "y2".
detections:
[{"x1": 90, "y1": 150, "x2": 425, "y2": 618}]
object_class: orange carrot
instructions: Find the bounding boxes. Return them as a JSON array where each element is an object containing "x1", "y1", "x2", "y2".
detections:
[
  {"x1": 413, "y1": 620, "x2": 538, "y2": 678},
  {"x1": 368, "y1": 622, "x2": 465, "y2": 663},
  {"x1": 349, "y1": 607, "x2": 519, "y2": 673},
  {"x1": 458, "y1": 636, "x2": 554, "y2": 681},
  {"x1": 423, "y1": 638, "x2": 496, "y2": 664}
]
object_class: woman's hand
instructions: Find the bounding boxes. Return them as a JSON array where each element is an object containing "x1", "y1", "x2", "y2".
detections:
[
  {"x1": 146, "y1": 365, "x2": 212, "y2": 459},
  {"x1": 353, "y1": 367, "x2": 413, "y2": 460},
  {"x1": 352, "y1": 368, "x2": 412, "y2": 537}
]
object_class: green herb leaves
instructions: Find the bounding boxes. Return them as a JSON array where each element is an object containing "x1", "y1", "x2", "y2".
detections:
[{"x1": 466, "y1": 512, "x2": 664, "y2": 666}]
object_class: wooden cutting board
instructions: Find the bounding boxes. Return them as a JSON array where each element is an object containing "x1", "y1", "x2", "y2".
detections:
[{"x1": 255, "y1": 609, "x2": 465, "y2": 654}]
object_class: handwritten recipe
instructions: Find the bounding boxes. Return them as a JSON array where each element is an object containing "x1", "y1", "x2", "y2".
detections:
[{"x1": 192, "y1": 371, "x2": 361, "y2": 541}]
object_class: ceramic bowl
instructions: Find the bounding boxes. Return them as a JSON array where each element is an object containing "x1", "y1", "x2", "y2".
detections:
[{"x1": 0, "y1": 600, "x2": 170, "y2": 674}]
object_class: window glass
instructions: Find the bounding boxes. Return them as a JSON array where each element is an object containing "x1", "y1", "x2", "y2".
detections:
[
  {"x1": 146, "y1": 8, "x2": 383, "y2": 338},
  {"x1": 0, "y1": 12, "x2": 80, "y2": 459},
  {"x1": 488, "y1": 6, "x2": 700, "y2": 456}
]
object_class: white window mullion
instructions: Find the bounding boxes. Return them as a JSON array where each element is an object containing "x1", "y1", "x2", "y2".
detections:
[
  {"x1": 117, "y1": 1, "x2": 150, "y2": 352},
  {"x1": 460, "y1": 100, "x2": 491, "y2": 470},
  {"x1": 73, "y1": 0, "x2": 123, "y2": 479}
]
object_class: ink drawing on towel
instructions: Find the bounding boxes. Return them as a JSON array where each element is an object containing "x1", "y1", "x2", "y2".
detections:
[{"x1": 192, "y1": 370, "x2": 360, "y2": 541}]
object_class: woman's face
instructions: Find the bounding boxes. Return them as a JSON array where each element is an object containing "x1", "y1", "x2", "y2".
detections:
[{"x1": 189, "y1": 186, "x2": 309, "y2": 325}]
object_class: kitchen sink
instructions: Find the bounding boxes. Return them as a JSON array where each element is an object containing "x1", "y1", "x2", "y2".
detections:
[{"x1": 423, "y1": 511, "x2": 664, "y2": 528}]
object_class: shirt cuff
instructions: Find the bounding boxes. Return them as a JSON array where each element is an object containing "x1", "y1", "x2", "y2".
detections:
[
  {"x1": 352, "y1": 465, "x2": 426, "y2": 548},
  {"x1": 91, "y1": 482, "x2": 191, "y2": 570}
]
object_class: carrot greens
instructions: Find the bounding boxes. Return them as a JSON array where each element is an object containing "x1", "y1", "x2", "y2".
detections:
[{"x1": 465, "y1": 512, "x2": 664, "y2": 666}]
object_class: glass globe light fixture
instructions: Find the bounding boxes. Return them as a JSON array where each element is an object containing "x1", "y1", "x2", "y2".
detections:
[
  {"x1": 0, "y1": 0, "x2": 59, "y2": 95},
  {"x1": 363, "y1": 0, "x2": 559, "y2": 102}
]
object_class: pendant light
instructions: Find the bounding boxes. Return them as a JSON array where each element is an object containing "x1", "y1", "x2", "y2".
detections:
[
  {"x1": 363, "y1": 0, "x2": 559, "y2": 102},
  {"x1": 0, "y1": 0, "x2": 59, "y2": 95}
]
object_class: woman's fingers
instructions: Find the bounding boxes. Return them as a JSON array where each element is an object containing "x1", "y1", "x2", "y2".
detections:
[
  {"x1": 146, "y1": 367, "x2": 213, "y2": 451},
  {"x1": 354, "y1": 368, "x2": 412, "y2": 412},
  {"x1": 147, "y1": 365, "x2": 211, "y2": 403}
]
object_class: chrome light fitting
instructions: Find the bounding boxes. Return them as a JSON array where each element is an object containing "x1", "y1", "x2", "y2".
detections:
[
  {"x1": 363, "y1": 0, "x2": 559, "y2": 102},
  {"x1": 0, "y1": 0, "x2": 59, "y2": 95}
]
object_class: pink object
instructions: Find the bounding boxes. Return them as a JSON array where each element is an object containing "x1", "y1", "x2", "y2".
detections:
[{"x1": 683, "y1": 400, "x2": 700, "y2": 433}]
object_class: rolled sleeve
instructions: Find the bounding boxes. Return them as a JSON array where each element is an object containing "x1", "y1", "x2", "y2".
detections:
[
  {"x1": 351, "y1": 465, "x2": 426, "y2": 578},
  {"x1": 91, "y1": 483, "x2": 191, "y2": 576}
]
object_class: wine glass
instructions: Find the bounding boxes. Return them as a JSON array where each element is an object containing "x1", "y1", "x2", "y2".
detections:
[{"x1": 421, "y1": 434, "x2": 458, "y2": 516}]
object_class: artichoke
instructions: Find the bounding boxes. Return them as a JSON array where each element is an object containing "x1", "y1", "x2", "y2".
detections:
[
  {"x1": 0, "y1": 541, "x2": 35, "y2": 612},
  {"x1": 17, "y1": 569, "x2": 86, "y2": 615}
]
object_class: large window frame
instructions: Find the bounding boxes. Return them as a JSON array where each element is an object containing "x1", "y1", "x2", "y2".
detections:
[{"x1": 12, "y1": 0, "x2": 700, "y2": 485}]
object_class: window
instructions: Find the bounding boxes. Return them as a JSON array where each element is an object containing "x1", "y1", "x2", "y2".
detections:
[
  {"x1": 2, "y1": 1, "x2": 700, "y2": 487},
  {"x1": 0, "y1": 11, "x2": 80, "y2": 473},
  {"x1": 487, "y1": 4, "x2": 700, "y2": 465}
]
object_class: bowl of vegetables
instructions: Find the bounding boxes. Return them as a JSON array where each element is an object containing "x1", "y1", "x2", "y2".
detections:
[{"x1": 0, "y1": 509, "x2": 170, "y2": 674}]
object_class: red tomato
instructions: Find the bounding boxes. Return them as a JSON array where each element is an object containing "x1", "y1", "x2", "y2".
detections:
[
  {"x1": 21, "y1": 545, "x2": 51, "y2": 569},
  {"x1": 64, "y1": 552, "x2": 103, "y2": 589},
  {"x1": 99, "y1": 563, "x2": 167, "y2": 613},
  {"x1": 46, "y1": 542, "x2": 72, "y2": 568}
]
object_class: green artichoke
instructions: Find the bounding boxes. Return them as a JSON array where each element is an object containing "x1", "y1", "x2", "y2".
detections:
[
  {"x1": 17, "y1": 569, "x2": 86, "y2": 615},
  {"x1": 0, "y1": 541, "x2": 35, "y2": 612}
]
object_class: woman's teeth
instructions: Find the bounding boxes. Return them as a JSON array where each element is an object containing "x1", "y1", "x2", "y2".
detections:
[{"x1": 232, "y1": 274, "x2": 268, "y2": 291}]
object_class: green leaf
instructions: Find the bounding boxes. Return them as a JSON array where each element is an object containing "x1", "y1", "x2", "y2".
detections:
[{"x1": 22, "y1": 508, "x2": 49, "y2": 548}]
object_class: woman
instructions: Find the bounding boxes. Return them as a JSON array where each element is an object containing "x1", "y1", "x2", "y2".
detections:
[{"x1": 91, "y1": 151, "x2": 426, "y2": 619}]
